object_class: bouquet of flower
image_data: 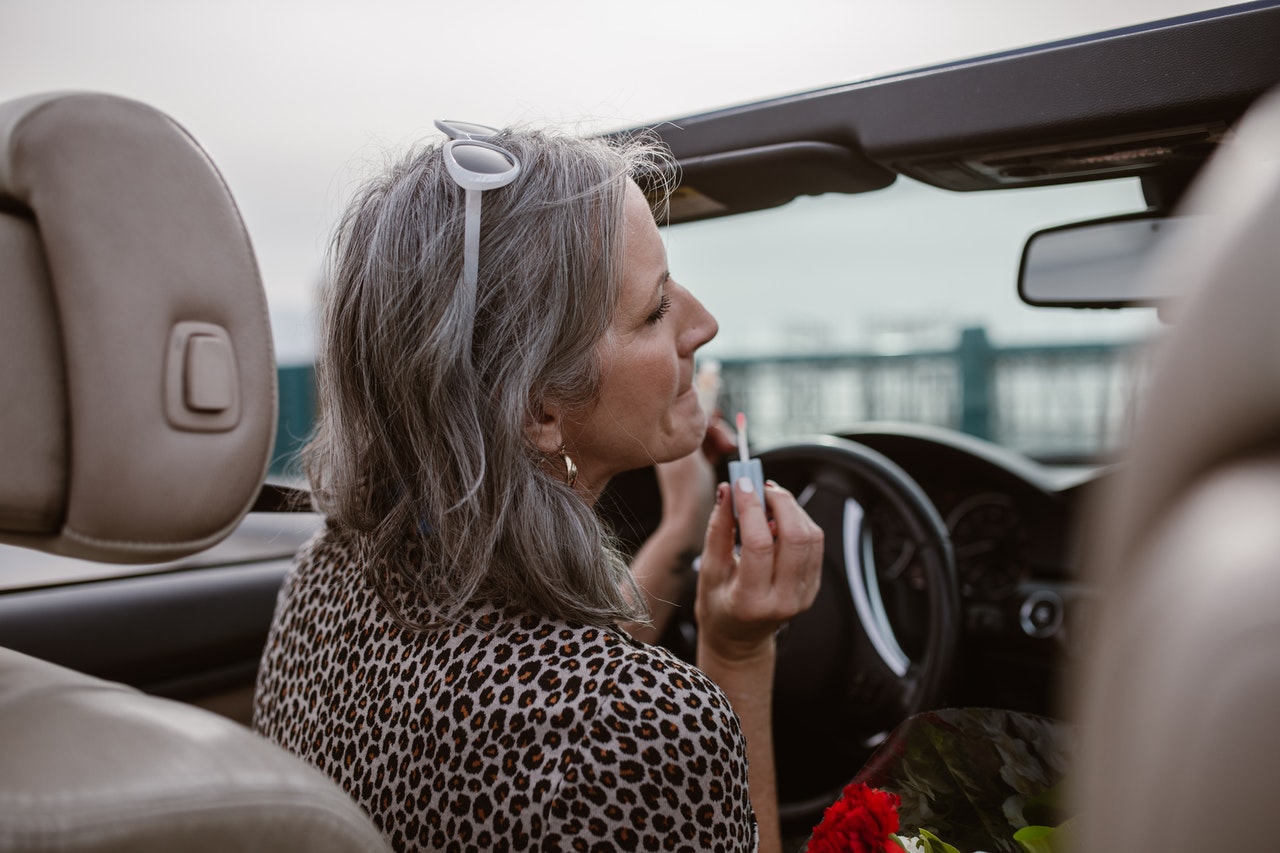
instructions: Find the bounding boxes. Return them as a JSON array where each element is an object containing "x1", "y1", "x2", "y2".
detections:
[
  {"x1": 804, "y1": 783, "x2": 903, "y2": 853},
  {"x1": 802, "y1": 708, "x2": 1075, "y2": 853},
  {"x1": 803, "y1": 781, "x2": 1068, "y2": 853}
]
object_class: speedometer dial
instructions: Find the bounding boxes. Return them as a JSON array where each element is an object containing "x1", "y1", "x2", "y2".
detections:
[{"x1": 946, "y1": 493, "x2": 1028, "y2": 600}]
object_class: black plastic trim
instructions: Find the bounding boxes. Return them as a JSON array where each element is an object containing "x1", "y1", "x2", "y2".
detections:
[
  {"x1": 633, "y1": 2, "x2": 1280, "y2": 193},
  {"x1": 0, "y1": 560, "x2": 288, "y2": 695}
]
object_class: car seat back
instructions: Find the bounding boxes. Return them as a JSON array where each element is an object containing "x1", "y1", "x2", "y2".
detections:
[
  {"x1": 0, "y1": 92, "x2": 390, "y2": 852},
  {"x1": 1073, "y1": 85, "x2": 1280, "y2": 851}
]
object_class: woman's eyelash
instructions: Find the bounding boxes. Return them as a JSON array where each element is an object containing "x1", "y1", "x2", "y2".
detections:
[{"x1": 646, "y1": 293, "x2": 672, "y2": 325}]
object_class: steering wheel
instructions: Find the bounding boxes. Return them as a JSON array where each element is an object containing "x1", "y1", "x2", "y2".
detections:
[{"x1": 659, "y1": 435, "x2": 961, "y2": 832}]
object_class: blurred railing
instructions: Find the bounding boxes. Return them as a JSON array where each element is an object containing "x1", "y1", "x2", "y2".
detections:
[
  {"x1": 270, "y1": 327, "x2": 1148, "y2": 475},
  {"x1": 715, "y1": 327, "x2": 1148, "y2": 460}
]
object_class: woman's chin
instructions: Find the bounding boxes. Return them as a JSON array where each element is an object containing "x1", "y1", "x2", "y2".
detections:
[{"x1": 658, "y1": 409, "x2": 710, "y2": 464}]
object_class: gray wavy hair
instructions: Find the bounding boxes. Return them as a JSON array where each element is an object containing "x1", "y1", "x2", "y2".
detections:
[{"x1": 305, "y1": 127, "x2": 675, "y2": 628}]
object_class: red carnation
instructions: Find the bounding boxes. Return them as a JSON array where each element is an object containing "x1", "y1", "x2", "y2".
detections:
[{"x1": 805, "y1": 782, "x2": 902, "y2": 853}]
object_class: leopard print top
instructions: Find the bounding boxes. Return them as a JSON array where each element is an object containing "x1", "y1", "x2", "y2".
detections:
[{"x1": 253, "y1": 526, "x2": 758, "y2": 852}]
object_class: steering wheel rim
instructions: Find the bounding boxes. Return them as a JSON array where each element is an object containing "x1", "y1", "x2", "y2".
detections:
[{"x1": 669, "y1": 435, "x2": 961, "y2": 831}]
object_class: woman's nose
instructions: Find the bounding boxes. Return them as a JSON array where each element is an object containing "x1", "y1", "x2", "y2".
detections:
[{"x1": 681, "y1": 287, "x2": 718, "y2": 354}]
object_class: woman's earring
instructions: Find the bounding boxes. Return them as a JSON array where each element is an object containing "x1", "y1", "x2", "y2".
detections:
[{"x1": 559, "y1": 445, "x2": 578, "y2": 488}]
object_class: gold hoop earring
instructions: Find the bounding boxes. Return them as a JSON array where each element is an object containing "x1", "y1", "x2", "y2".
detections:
[{"x1": 559, "y1": 445, "x2": 578, "y2": 488}]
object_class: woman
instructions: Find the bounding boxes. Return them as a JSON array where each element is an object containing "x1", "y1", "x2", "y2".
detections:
[{"x1": 254, "y1": 124, "x2": 823, "y2": 852}]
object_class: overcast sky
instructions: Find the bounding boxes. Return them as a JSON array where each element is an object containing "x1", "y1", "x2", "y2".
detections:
[{"x1": 2, "y1": 0, "x2": 1228, "y2": 358}]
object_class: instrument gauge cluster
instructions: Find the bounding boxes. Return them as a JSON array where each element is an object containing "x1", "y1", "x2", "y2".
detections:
[{"x1": 945, "y1": 493, "x2": 1030, "y2": 601}]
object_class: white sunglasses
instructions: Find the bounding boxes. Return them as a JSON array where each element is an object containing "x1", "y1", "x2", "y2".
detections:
[
  {"x1": 436, "y1": 119, "x2": 521, "y2": 293},
  {"x1": 434, "y1": 119, "x2": 499, "y2": 141}
]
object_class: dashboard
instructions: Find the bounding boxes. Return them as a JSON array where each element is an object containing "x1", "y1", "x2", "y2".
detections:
[
  {"x1": 599, "y1": 422, "x2": 1105, "y2": 718},
  {"x1": 844, "y1": 423, "x2": 1103, "y2": 714}
]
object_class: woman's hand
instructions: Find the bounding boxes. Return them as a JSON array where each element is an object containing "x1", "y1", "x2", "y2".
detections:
[
  {"x1": 694, "y1": 475, "x2": 823, "y2": 853},
  {"x1": 695, "y1": 476, "x2": 824, "y2": 664}
]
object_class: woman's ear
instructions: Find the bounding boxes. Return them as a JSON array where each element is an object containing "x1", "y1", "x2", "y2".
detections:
[{"x1": 525, "y1": 400, "x2": 565, "y2": 455}]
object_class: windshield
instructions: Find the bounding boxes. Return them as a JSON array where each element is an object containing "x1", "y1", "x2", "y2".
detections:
[{"x1": 668, "y1": 176, "x2": 1159, "y2": 460}]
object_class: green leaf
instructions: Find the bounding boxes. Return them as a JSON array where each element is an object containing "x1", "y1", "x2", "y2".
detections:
[
  {"x1": 918, "y1": 828, "x2": 965, "y2": 853},
  {"x1": 1012, "y1": 824, "x2": 1057, "y2": 853}
]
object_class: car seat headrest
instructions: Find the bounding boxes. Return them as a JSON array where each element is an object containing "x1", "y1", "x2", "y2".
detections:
[{"x1": 0, "y1": 92, "x2": 276, "y2": 563}]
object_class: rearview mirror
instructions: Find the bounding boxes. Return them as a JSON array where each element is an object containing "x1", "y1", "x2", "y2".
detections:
[{"x1": 1018, "y1": 213, "x2": 1203, "y2": 307}]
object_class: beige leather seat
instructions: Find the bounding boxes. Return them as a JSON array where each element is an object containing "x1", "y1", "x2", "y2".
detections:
[
  {"x1": 0, "y1": 93, "x2": 390, "y2": 852},
  {"x1": 1073, "y1": 87, "x2": 1280, "y2": 850}
]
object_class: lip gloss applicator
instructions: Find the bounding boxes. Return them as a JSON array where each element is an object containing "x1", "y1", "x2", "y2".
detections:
[{"x1": 729, "y1": 412, "x2": 766, "y2": 518}]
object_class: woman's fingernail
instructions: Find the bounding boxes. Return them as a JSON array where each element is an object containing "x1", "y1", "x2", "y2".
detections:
[
  {"x1": 715, "y1": 484, "x2": 726, "y2": 505},
  {"x1": 737, "y1": 476, "x2": 755, "y2": 493}
]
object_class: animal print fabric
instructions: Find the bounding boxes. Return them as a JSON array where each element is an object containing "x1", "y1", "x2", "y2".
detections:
[{"x1": 253, "y1": 526, "x2": 758, "y2": 852}]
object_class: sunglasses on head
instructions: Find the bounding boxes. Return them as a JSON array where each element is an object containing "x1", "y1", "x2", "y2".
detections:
[
  {"x1": 435, "y1": 119, "x2": 521, "y2": 293},
  {"x1": 434, "y1": 119, "x2": 500, "y2": 141}
]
